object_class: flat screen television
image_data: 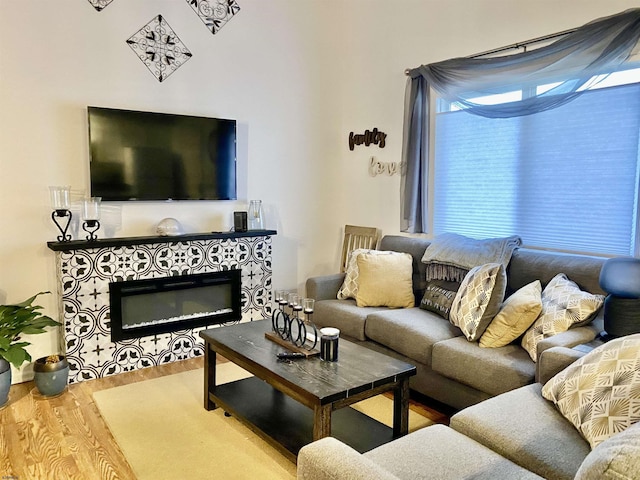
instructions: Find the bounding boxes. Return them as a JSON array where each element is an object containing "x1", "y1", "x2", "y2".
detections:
[{"x1": 88, "y1": 106, "x2": 237, "y2": 201}]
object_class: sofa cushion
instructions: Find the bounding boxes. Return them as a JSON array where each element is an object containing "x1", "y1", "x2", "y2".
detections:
[
  {"x1": 298, "y1": 437, "x2": 401, "y2": 480},
  {"x1": 541, "y1": 333, "x2": 640, "y2": 449},
  {"x1": 522, "y1": 273, "x2": 604, "y2": 361},
  {"x1": 364, "y1": 424, "x2": 544, "y2": 480},
  {"x1": 506, "y1": 248, "x2": 606, "y2": 298},
  {"x1": 378, "y1": 235, "x2": 431, "y2": 300},
  {"x1": 432, "y1": 336, "x2": 535, "y2": 396},
  {"x1": 450, "y1": 384, "x2": 591, "y2": 480},
  {"x1": 480, "y1": 280, "x2": 543, "y2": 348},
  {"x1": 450, "y1": 263, "x2": 505, "y2": 341},
  {"x1": 365, "y1": 308, "x2": 461, "y2": 366},
  {"x1": 575, "y1": 421, "x2": 640, "y2": 480},
  {"x1": 312, "y1": 299, "x2": 387, "y2": 341},
  {"x1": 355, "y1": 253, "x2": 414, "y2": 308}
]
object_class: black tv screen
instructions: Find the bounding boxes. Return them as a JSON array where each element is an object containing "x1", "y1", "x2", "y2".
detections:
[{"x1": 88, "y1": 106, "x2": 237, "y2": 201}]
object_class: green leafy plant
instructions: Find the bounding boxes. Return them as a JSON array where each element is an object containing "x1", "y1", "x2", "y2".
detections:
[{"x1": 0, "y1": 292, "x2": 61, "y2": 369}]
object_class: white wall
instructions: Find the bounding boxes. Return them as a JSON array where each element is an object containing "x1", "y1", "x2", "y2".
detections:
[{"x1": 1, "y1": 0, "x2": 636, "y2": 381}]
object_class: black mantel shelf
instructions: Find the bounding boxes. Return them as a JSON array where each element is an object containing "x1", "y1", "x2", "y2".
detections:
[{"x1": 47, "y1": 230, "x2": 277, "y2": 252}]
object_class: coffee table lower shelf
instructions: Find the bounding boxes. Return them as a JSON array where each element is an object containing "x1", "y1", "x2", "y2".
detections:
[{"x1": 210, "y1": 376, "x2": 394, "y2": 463}]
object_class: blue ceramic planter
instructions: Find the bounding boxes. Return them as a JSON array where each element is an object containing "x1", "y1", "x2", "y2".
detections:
[
  {"x1": 0, "y1": 361, "x2": 10, "y2": 407},
  {"x1": 33, "y1": 356, "x2": 69, "y2": 397}
]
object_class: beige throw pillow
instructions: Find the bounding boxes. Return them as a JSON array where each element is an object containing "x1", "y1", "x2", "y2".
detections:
[
  {"x1": 522, "y1": 273, "x2": 604, "y2": 361},
  {"x1": 337, "y1": 249, "x2": 395, "y2": 300},
  {"x1": 542, "y1": 333, "x2": 640, "y2": 450},
  {"x1": 355, "y1": 253, "x2": 415, "y2": 308},
  {"x1": 450, "y1": 263, "x2": 505, "y2": 341},
  {"x1": 480, "y1": 280, "x2": 542, "y2": 348}
]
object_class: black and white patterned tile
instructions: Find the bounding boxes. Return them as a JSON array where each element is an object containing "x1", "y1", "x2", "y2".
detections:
[{"x1": 54, "y1": 235, "x2": 273, "y2": 383}]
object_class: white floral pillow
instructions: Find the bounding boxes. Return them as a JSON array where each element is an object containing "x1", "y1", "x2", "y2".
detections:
[
  {"x1": 542, "y1": 333, "x2": 640, "y2": 449},
  {"x1": 337, "y1": 249, "x2": 398, "y2": 300},
  {"x1": 522, "y1": 273, "x2": 604, "y2": 361}
]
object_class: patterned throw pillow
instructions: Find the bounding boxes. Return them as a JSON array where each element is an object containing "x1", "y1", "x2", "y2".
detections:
[
  {"x1": 479, "y1": 280, "x2": 543, "y2": 348},
  {"x1": 337, "y1": 249, "x2": 398, "y2": 300},
  {"x1": 542, "y1": 334, "x2": 640, "y2": 450},
  {"x1": 419, "y1": 279, "x2": 461, "y2": 320},
  {"x1": 355, "y1": 253, "x2": 415, "y2": 308},
  {"x1": 522, "y1": 273, "x2": 604, "y2": 362},
  {"x1": 450, "y1": 263, "x2": 505, "y2": 341}
]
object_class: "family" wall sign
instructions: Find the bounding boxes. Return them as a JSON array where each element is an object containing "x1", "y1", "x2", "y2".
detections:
[{"x1": 349, "y1": 128, "x2": 387, "y2": 151}]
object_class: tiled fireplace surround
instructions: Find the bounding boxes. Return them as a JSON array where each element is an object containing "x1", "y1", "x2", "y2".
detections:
[{"x1": 47, "y1": 231, "x2": 276, "y2": 384}]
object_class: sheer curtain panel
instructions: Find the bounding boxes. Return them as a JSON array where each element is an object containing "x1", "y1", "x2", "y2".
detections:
[{"x1": 401, "y1": 8, "x2": 640, "y2": 238}]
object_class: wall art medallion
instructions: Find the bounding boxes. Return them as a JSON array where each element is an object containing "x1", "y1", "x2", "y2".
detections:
[
  {"x1": 87, "y1": 0, "x2": 114, "y2": 11},
  {"x1": 126, "y1": 14, "x2": 193, "y2": 83},
  {"x1": 186, "y1": 0, "x2": 241, "y2": 35}
]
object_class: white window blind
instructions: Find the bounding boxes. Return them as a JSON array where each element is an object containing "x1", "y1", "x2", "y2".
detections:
[{"x1": 433, "y1": 82, "x2": 640, "y2": 256}]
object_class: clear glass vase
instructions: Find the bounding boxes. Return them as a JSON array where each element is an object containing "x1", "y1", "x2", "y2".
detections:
[{"x1": 248, "y1": 200, "x2": 264, "y2": 230}]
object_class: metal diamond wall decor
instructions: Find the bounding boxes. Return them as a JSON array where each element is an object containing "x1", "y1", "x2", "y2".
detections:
[
  {"x1": 87, "y1": 0, "x2": 114, "y2": 11},
  {"x1": 126, "y1": 15, "x2": 193, "y2": 83},
  {"x1": 186, "y1": 0, "x2": 241, "y2": 35}
]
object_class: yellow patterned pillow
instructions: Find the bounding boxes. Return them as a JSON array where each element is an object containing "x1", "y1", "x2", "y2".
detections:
[
  {"x1": 542, "y1": 334, "x2": 640, "y2": 449},
  {"x1": 355, "y1": 253, "x2": 415, "y2": 308},
  {"x1": 480, "y1": 281, "x2": 542, "y2": 348},
  {"x1": 522, "y1": 273, "x2": 604, "y2": 361}
]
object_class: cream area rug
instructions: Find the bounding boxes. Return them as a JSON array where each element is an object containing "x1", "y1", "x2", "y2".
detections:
[{"x1": 93, "y1": 363, "x2": 433, "y2": 480}]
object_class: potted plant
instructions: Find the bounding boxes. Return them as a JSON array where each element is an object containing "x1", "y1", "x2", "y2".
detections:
[
  {"x1": 0, "y1": 292, "x2": 61, "y2": 407},
  {"x1": 33, "y1": 354, "x2": 69, "y2": 397}
]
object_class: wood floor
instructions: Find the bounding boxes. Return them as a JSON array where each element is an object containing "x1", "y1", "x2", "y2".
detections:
[{"x1": 0, "y1": 357, "x2": 450, "y2": 480}]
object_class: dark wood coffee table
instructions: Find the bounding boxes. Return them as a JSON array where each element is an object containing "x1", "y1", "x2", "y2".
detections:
[{"x1": 200, "y1": 320, "x2": 416, "y2": 462}]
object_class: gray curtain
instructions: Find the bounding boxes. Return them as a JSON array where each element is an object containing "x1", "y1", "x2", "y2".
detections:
[{"x1": 401, "y1": 8, "x2": 640, "y2": 233}]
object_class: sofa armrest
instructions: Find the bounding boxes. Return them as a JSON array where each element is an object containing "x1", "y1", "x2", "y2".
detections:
[
  {"x1": 537, "y1": 346, "x2": 587, "y2": 384},
  {"x1": 297, "y1": 437, "x2": 401, "y2": 480},
  {"x1": 306, "y1": 273, "x2": 345, "y2": 301},
  {"x1": 536, "y1": 324, "x2": 599, "y2": 360}
]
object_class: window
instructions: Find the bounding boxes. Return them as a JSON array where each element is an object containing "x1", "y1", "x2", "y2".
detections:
[{"x1": 432, "y1": 69, "x2": 640, "y2": 256}]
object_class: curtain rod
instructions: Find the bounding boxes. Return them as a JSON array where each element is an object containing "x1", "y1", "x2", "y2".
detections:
[{"x1": 404, "y1": 27, "x2": 578, "y2": 75}]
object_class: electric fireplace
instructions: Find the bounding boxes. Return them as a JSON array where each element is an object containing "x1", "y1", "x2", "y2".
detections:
[{"x1": 109, "y1": 269, "x2": 242, "y2": 342}]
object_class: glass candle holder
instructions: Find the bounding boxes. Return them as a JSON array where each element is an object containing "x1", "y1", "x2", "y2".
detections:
[
  {"x1": 277, "y1": 290, "x2": 288, "y2": 309},
  {"x1": 303, "y1": 298, "x2": 315, "y2": 315},
  {"x1": 82, "y1": 197, "x2": 101, "y2": 221},
  {"x1": 288, "y1": 293, "x2": 301, "y2": 315},
  {"x1": 49, "y1": 186, "x2": 71, "y2": 211},
  {"x1": 81, "y1": 197, "x2": 102, "y2": 241},
  {"x1": 49, "y1": 186, "x2": 72, "y2": 241}
]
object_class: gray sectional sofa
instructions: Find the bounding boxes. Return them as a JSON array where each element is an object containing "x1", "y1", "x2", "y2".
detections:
[
  {"x1": 301, "y1": 239, "x2": 640, "y2": 479},
  {"x1": 306, "y1": 235, "x2": 606, "y2": 410},
  {"x1": 297, "y1": 345, "x2": 640, "y2": 480}
]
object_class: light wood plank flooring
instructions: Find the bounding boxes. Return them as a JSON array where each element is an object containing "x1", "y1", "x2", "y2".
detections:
[{"x1": 1, "y1": 357, "x2": 449, "y2": 480}]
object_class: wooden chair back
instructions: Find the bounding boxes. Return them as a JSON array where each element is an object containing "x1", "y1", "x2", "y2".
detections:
[{"x1": 340, "y1": 225, "x2": 379, "y2": 273}]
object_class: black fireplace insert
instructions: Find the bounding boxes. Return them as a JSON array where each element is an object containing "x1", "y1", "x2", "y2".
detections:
[{"x1": 109, "y1": 269, "x2": 242, "y2": 342}]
